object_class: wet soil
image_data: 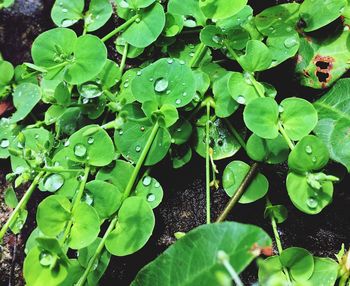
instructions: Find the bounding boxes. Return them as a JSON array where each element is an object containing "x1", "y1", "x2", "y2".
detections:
[{"x1": 1, "y1": 0, "x2": 350, "y2": 285}]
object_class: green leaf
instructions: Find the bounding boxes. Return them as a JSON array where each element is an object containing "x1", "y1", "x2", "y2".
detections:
[
  {"x1": 96, "y1": 59, "x2": 121, "y2": 89},
  {"x1": 286, "y1": 172, "x2": 333, "y2": 214},
  {"x1": 36, "y1": 195, "x2": 71, "y2": 237},
  {"x1": 105, "y1": 197, "x2": 155, "y2": 256},
  {"x1": 288, "y1": 135, "x2": 330, "y2": 173},
  {"x1": 131, "y1": 58, "x2": 195, "y2": 108},
  {"x1": 244, "y1": 97, "x2": 279, "y2": 139},
  {"x1": 314, "y1": 78, "x2": 350, "y2": 171},
  {"x1": 247, "y1": 134, "x2": 289, "y2": 164},
  {"x1": 0, "y1": 60, "x2": 14, "y2": 85},
  {"x1": 85, "y1": 180, "x2": 123, "y2": 219},
  {"x1": 200, "y1": 25, "x2": 224, "y2": 49},
  {"x1": 280, "y1": 247, "x2": 314, "y2": 282},
  {"x1": 199, "y1": 0, "x2": 247, "y2": 20},
  {"x1": 193, "y1": 117, "x2": 242, "y2": 160},
  {"x1": 132, "y1": 222, "x2": 271, "y2": 285},
  {"x1": 51, "y1": 0, "x2": 84, "y2": 27},
  {"x1": 223, "y1": 160, "x2": 269, "y2": 203},
  {"x1": 69, "y1": 202, "x2": 100, "y2": 249},
  {"x1": 239, "y1": 40, "x2": 272, "y2": 72},
  {"x1": 168, "y1": 118, "x2": 192, "y2": 145},
  {"x1": 115, "y1": 0, "x2": 155, "y2": 9},
  {"x1": 65, "y1": 125, "x2": 115, "y2": 167},
  {"x1": 307, "y1": 257, "x2": 338, "y2": 285},
  {"x1": 24, "y1": 247, "x2": 68, "y2": 286},
  {"x1": 9, "y1": 209, "x2": 27, "y2": 234},
  {"x1": 168, "y1": 0, "x2": 206, "y2": 27},
  {"x1": 300, "y1": 0, "x2": 346, "y2": 32},
  {"x1": 85, "y1": 0, "x2": 113, "y2": 32},
  {"x1": 280, "y1": 97, "x2": 318, "y2": 141},
  {"x1": 296, "y1": 30, "x2": 350, "y2": 89},
  {"x1": 4, "y1": 186, "x2": 18, "y2": 208},
  {"x1": 264, "y1": 204, "x2": 288, "y2": 224},
  {"x1": 115, "y1": 119, "x2": 171, "y2": 166},
  {"x1": 10, "y1": 83, "x2": 41, "y2": 123},
  {"x1": 227, "y1": 72, "x2": 264, "y2": 105},
  {"x1": 213, "y1": 72, "x2": 239, "y2": 118},
  {"x1": 122, "y1": 3, "x2": 165, "y2": 48},
  {"x1": 170, "y1": 144, "x2": 192, "y2": 169},
  {"x1": 96, "y1": 160, "x2": 135, "y2": 191},
  {"x1": 163, "y1": 12, "x2": 184, "y2": 37},
  {"x1": 134, "y1": 176, "x2": 163, "y2": 209},
  {"x1": 32, "y1": 28, "x2": 107, "y2": 85}
]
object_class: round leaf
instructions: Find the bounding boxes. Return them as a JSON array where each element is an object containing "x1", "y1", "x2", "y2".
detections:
[
  {"x1": 85, "y1": 0, "x2": 113, "y2": 32},
  {"x1": 51, "y1": 0, "x2": 84, "y2": 27},
  {"x1": 223, "y1": 160, "x2": 269, "y2": 204},
  {"x1": 105, "y1": 197, "x2": 155, "y2": 256},
  {"x1": 199, "y1": 0, "x2": 247, "y2": 20},
  {"x1": 134, "y1": 176, "x2": 163, "y2": 208},
  {"x1": 239, "y1": 40, "x2": 272, "y2": 72}
]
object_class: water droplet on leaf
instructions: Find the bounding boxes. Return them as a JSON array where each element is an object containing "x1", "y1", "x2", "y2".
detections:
[
  {"x1": 284, "y1": 37, "x2": 298, "y2": 48},
  {"x1": 307, "y1": 197, "x2": 318, "y2": 209},
  {"x1": 305, "y1": 145, "x2": 313, "y2": 154},
  {"x1": 143, "y1": 176, "x2": 152, "y2": 186},
  {"x1": 135, "y1": 145, "x2": 141, "y2": 152},
  {"x1": 147, "y1": 193, "x2": 156, "y2": 202},
  {"x1": 154, "y1": 78, "x2": 169, "y2": 93},
  {"x1": 237, "y1": 96, "x2": 246, "y2": 104},
  {"x1": 74, "y1": 144, "x2": 87, "y2": 158},
  {"x1": 44, "y1": 174, "x2": 65, "y2": 192},
  {"x1": 0, "y1": 139, "x2": 9, "y2": 148},
  {"x1": 87, "y1": 137, "x2": 94, "y2": 144}
]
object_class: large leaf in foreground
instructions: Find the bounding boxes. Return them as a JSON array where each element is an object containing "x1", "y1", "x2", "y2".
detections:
[
  {"x1": 132, "y1": 222, "x2": 271, "y2": 286},
  {"x1": 314, "y1": 78, "x2": 350, "y2": 171}
]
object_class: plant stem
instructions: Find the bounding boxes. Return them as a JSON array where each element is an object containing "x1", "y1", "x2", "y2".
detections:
[
  {"x1": 224, "y1": 118, "x2": 247, "y2": 151},
  {"x1": 101, "y1": 14, "x2": 139, "y2": 42},
  {"x1": 340, "y1": 276, "x2": 349, "y2": 286},
  {"x1": 76, "y1": 122, "x2": 160, "y2": 285},
  {"x1": 0, "y1": 172, "x2": 44, "y2": 242},
  {"x1": 62, "y1": 165, "x2": 90, "y2": 243},
  {"x1": 216, "y1": 163, "x2": 259, "y2": 222},
  {"x1": 205, "y1": 102, "x2": 211, "y2": 224},
  {"x1": 218, "y1": 251, "x2": 243, "y2": 286},
  {"x1": 189, "y1": 42, "x2": 208, "y2": 68},
  {"x1": 33, "y1": 166, "x2": 83, "y2": 173},
  {"x1": 278, "y1": 122, "x2": 295, "y2": 150},
  {"x1": 120, "y1": 43, "x2": 129, "y2": 74}
]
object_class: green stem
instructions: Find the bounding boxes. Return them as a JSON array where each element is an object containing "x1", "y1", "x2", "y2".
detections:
[
  {"x1": 77, "y1": 122, "x2": 160, "y2": 285},
  {"x1": 104, "y1": 89, "x2": 117, "y2": 103},
  {"x1": 33, "y1": 167, "x2": 83, "y2": 174},
  {"x1": 216, "y1": 163, "x2": 259, "y2": 222},
  {"x1": 340, "y1": 276, "x2": 349, "y2": 286},
  {"x1": 62, "y1": 166, "x2": 90, "y2": 244},
  {"x1": 224, "y1": 118, "x2": 247, "y2": 151},
  {"x1": 189, "y1": 42, "x2": 208, "y2": 68},
  {"x1": 101, "y1": 14, "x2": 139, "y2": 42},
  {"x1": 278, "y1": 122, "x2": 295, "y2": 150},
  {"x1": 0, "y1": 172, "x2": 44, "y2": 242},
  {"x1": 205, "y1": 102, "x2": 211, "y2": 224},
  {"x1": 218, "y1": 251, "x2": 243, "y2": 286},
  {"x1": 120, "y1": 42, "x2": 129, "y2": 74}
]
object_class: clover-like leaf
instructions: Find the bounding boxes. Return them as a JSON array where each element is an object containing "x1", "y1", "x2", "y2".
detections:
[
  {"x1": 244, "y1": 97, "x2": 279, "y2": 139},
  {"x1": 199, "y1": 0, "x2": 247, "y2": 20},
  {"x1": 247, "y1": 134, "x2": 289, "y2": 164},
  {"x1": 279, "y1": 97, "x2": 318, "y2": 141},
  {"x1": 105, "y1": 197, "x2": 155, "y2": 256},
  {"x1": 223, "y1": 160, "x2": 269, "y2": 203},
  {"x1": 288, "y1": 135, "x2": 330, "y2": 173},
  {"x1": 239, "y1": 40, "x2": 272, "y2": 72},
  {"x1": 122, "y1": 3, "x2": 165, "y2": 48},
  {"x1": 264, "y1": 204, "x2": 288, "y2": 224},
  {"x1": 32, "y1": 28, "x2": 107, "y2": 85},
  {"x1": 134, "y1": 175, "x2": 163, "y2": 208},
  {"x1": 286, "y1": 172, "x2": 333, "y2": 214},
  {"x1": 51, "y1": 0, "x2": 84, "y2": 27},
  {"x1": 0, "y1": 60, "x2": 14, "y2": 85},
  {"x1": 85, "y1": 0, "x2": 113, "y2": 32},
  {"x1": 168, "y1": 118, "x2": 192, "y2": 145},
  {"x1": 131, "y1": 58, "x2": 196, "y2": 108},
  {"x1": 132, "y1": 222, "x2": 271, "y2": 285},
  {"x1": 300, "y1": 0, "x2": 346, "y2": 32},
  {"x1": 168, "y1": 0, "x2": 206, "y2": 27},
  {"x1": 115, "y1": 0, "x2": 155, "y2": 9},
  {"x1": 65, "y1": 125, "x2": 115, "y2": 167},
  {"x1": 163, "y1": 12, "x2": 184, "y2": 37}
]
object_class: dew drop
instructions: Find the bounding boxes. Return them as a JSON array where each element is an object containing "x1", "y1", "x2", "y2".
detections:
[
  {"x1": 147, "y1": 193, "x2": 156, "y2": 202},
  {"x1": 135, "y1": 145, "x2": 141, "y2": 152},
  {"x1": 167, "y1": 58, "x2": 174, "y2": 64},
  {"x1": 136, "y1": 71, "x2": 142, "y2": 76},
  {"x1": 142, "y1": 176, "x2": 152, "y2": 186},
  {"x1": 182, "y1": 92, "x2": 187, "y2": 96},
  {"x1": 87, "y1": 137, "x2": 94, "y2": 144},
  {"x1": 307, "y1": 197, "x2": 318, "y2": 209},
  {"x1": 284, "y1": 37, "x2": 298, "y2": 48},
  {"x1": 278, "y1": 106, "x2": 284, "y2": 113},
  {"x1": 175, "y1": 99, "x2": 182, "y2": 105},
  {"x1": 135, "y1": 18, "x2": 141, "y2": 23},
  {"x1": 154, "y1": 181, "x2": 160, "y2": 188},
  {"x1": 212, "y1": 35, "x2": 221, "y2": 44},
  {"x1": 74, "y1": 143, "x2": 87, "y2": 158},
  {"x1": 119, "y1": 0, "x2": 129, "y2": 8},
  {"x1": 312, "y1": 156, "x2": 317, "y2": 163},
  {"x1": 123, "y1": 81, "x2": 129, "y2": 88},
  {"x1": 44, "y1": 174, "x2": 65, "y2": 192},
  {"x1": 140, "y1": 126, "x2": 145, "y2": 132},
  {"x1": 119, "y1": 130, "x2": 124, "y2": 135},
  {"x1": 236, "y1": 96, "x2": 246, "y2": 104},
  {"x1": 149, "y1": 77, "x2": 154, "y2": 82},
  {"x1": 183, "y1": 15, "x2": 197, "y2": 28},
  {"x1": 0, "y1": 139, "x2": 9, "y2": 148},
  {"x1": 39, "y1": 251, "x2": 53, "y2": 267},
  {"x1": 305, "y1": 145, "x2": 313, "y2": 154},
  {"x1": 83, "y1": 192, "x2": 93, "y2": 205},
  {"x1": 179, "y1": 60, "x2": 185, "y2": 65},
  {"x1": 154, "y1": 78, "x2": 169, "y2": 93},
  {"x1": 62, "y1": 8, "x2": 68, "y2": 13}
]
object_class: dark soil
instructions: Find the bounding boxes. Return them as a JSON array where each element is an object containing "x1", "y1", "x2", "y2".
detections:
[{"x1": 1, "y1": 0, "x2": 350, "y2": 285}]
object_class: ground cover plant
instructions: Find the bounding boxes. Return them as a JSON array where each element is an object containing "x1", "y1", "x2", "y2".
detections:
[{"x1": 0, "y1": 0, "x2": 350, "y2": 285}]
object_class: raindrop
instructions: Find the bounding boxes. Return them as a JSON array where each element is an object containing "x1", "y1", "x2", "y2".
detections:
[
  {"x1": 135, "y1": 18, "x2": 141, "y2": 23},
  {"x1": 123, "y1": 81, "x2": 129, "y2": 88},
  {"x1": 154, "y1": 78, "x2": 169, "y2": 93},
  {"x1": 307, "y1": 197, "x2": 318, "y2": 209},
  {"x1": 189, "y1": 52, "x2": 195, "y2": 57},
  {"x1": 34, "y1": 134, "x2": 39, "y2": 139},
  {"x1": 62, "y1": 8, "x2": 68, "y2": 13},
  {"x1": 119, "y1": 130, "x2": 124, "y2": 135},
  {"x1": 284, "y1": 37, "x2": 298, "y2": 48},
  {"x1": 39, "y1": 251, "x2": 53, "y2": 267},
  {"x1": 64, "y1": 140, "x2": 70, "y2": 147},
  {"x1": 212, "y1": 35, "x2": 222, "y2": 44},
  {"x1": 61, "y1": 19, "x2": 77, "y2": 26},
  {"x1": 167, "y1": 58, "x2": 174, "y2": 64},
  {"x1": 143, "y1": 176, "x2": 152, "y2": 186},
  {"x1": 278, "y1": 106, "x2": 284, "y2": 113},
  {"x1": 87, "y1": 137, "x2": 94, "y2": 144},
  {"x1": 236, "y1": 96, "x2": 246, "y2": 104},
  {"x1": 305, "y1": 145, "x2": 313, "y2": 154},
  {"x1": 0, "y1": 139, "x2": 9, "y2": 148},
  {"x1": 312, "y1": 156, "x2": 317, "y2": 163},
  {"x1": 74, "y1": 143, "x2": 87, "y2": 158},
  {"x1": 82, "y1": 98, "x2": 89, "y2": 104},
  {"x1": 182, "y1": 92, "x2": 187, "y2": 96},
  {"x1": 83, "y1": 192, "x2": 93, "y2": 205},
  {"x1": 44, "y1": 174, "x2": 65, "y2": 192},
  {"x1": 183, "y1": 15, "x2": 197, "y2": 28},
  {"x1": 179, "y1": 60, "x2": 185, "y2": 65},
  {"x1": 135, "y1": 145, "x2": 141, "y2": 152},
  {"x1": 149, "y1": 77, "x2": 154, "y2": 82},
  {"x1": 136, "y1": 71, "x2": 142, "y2": 76},
  {"x1": 154, "y1": 182, "x2": 160, "y2": 188},
  {"x1": 175, "y1": 99, "x2": 182, "y2": 105},
  {"x1": 140, "y1": 126, "x2": 145, "y2": 132},
  {"x1": 147, "y1": 193, "x2": 156, "y2": 202},
  {"x1": 166, "y1": 90, "x2": 171, "y2": 94},
  {"x1": 119, "y1": 0, "x2": 129, "y2": 8}
]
